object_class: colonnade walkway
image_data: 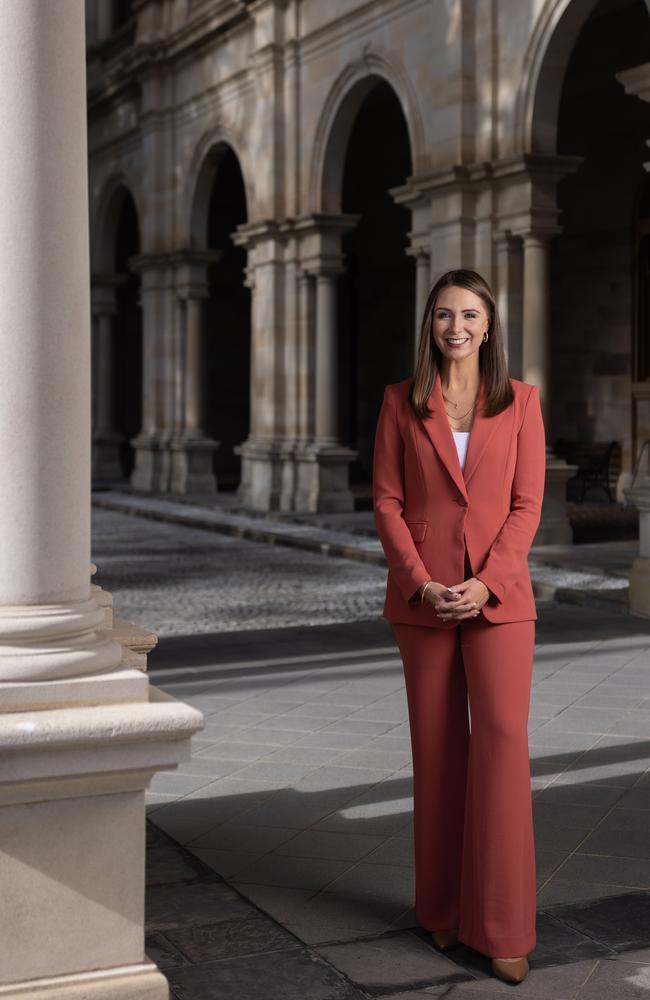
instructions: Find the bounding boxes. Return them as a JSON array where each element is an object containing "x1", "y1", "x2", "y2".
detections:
[{"x1": 92, "y1": 507, "x2": 650, "y2": 999}]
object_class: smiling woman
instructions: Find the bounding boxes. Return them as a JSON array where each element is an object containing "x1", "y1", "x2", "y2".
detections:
[{"x1": 372, "y1": 268, "x2": 546, "y2": 984}]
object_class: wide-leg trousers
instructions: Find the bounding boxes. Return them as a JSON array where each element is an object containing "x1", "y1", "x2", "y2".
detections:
[{"x1": 391, "y1": 615, "x2": 537, "y2": 958}]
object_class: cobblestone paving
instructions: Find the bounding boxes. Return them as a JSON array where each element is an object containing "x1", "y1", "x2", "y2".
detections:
[{"x1": 92, "y1": 507, "x2": 387, "y2": 635}]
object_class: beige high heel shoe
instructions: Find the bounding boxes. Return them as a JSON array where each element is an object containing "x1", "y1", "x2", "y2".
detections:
[
  {"x1": 491, "y1": 955, "x2": 529, "y2": 983},
  {"x1": 431, "y1": 928, "x2": 459, "y2": 951}
]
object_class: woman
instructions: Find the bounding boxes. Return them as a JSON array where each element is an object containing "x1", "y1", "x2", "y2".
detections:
[{"x1": 372, "y1": 269, "x2": 545, "y2": 985}]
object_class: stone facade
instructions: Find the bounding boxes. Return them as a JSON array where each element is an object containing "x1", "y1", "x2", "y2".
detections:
[{"x1": 87, "y1": 0, "x2": 650, "y2": 515}]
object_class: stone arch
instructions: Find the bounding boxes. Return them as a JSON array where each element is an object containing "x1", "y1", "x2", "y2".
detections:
[
  {"x1": 311, "y1": 50, "x2": 424, "y2": 213},
  {"x1": 91, "y1": 175, "x2": 142, "y2": 272},
  {"x1": 184, "y1": 132, "x2": 250, "y2": 247},
  {"x1": 516, "y1": 0, "x2": 621, "y2": 154}
]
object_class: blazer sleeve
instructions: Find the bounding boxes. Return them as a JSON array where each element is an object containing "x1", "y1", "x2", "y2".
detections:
[
  {"x1": 372, "y1": 386, "x2": 432, "y2": 603},
  {"x1": 474, "y1": 385, "x2": 546, "y2": 604}
]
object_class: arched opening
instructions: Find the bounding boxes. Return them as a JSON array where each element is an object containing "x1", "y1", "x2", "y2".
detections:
[
  {"x1": 192, "y1": 145, "x2": 250, "y2": 491},
  {"x1": 549, "y1": 0, "x2": 650, "y2": 492},
  {"x1": 92, "y1": 184, "x2": 142, "y2": 483},
  {"x1": 113, "y1": 190, "x2": 142, "y2": 478},
  {"x1": 336, "y1": 79, "x2": 414, "y2": 498}
]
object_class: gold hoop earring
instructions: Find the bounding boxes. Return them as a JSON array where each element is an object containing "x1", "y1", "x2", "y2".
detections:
[{"x1": 482, "y1": 331, "x2": 489, "y2": 344}]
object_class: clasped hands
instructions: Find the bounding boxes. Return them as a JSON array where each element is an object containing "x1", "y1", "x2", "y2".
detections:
[{"x1": 420, "y1": 577, "x2": 490, "y2": 620}]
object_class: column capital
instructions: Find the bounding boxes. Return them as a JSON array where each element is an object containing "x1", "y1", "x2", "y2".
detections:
[
  {"x1": 519, "y1": 229, "x2": 560, "y2": 247},
  {"x1": 90, "y1": 273, "x2": 127, "y2": 316},
  {"x1": 405, "y1": 243, "x2": 431, "y2": 262},
  {"x1": 295, "y1": 213, "x2": 359, "y2": 275},
  {"x1": 170, "y1": 248, "x2": 222, "y2": 299}
]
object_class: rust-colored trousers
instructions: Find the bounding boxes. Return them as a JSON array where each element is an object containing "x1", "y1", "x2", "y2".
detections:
[{"x1": 391, "y1": 616, "x2": 537, "y2": 958}]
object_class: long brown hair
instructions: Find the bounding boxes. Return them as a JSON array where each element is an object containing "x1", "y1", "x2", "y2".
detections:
[{"x1": 409, "y1": 269, "x2": 514, "y2": 419}]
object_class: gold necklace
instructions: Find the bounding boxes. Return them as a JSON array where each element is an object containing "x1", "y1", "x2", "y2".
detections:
[{"x1": 445, "y1": 403, "x2": 476, "y2": 422}]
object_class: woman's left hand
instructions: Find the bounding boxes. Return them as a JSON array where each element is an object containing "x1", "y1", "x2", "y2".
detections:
[{"x1": 436, "y1": 577, "x2": 490, "y2": 620}]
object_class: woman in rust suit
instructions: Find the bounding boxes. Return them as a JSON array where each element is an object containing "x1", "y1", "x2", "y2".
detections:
[{"x1": 372, "y1": 269, "x2": 546, "y2": 985}]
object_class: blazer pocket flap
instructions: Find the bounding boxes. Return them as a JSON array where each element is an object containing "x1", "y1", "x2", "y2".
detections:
[{"x1": 405, "y1": 520, "x2": 427, "y2": 543}]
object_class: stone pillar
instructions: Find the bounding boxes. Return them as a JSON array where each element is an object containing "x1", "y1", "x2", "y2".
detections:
[
  {"x1": 409, "y1": 249, "x2": 431, "y2": 363},
  {"x1": 91, "y1": 274, "x2": 125, "y2": 481},
  {"x1": 624, "y1": 442, "x2": 650, "y2": 617},
  {"x1": 522, "y1": 233, "x2": 552, "y2": 423},
  {"x1": 391, "y1": 181, "x2": 432, "y2": 364},
  {"x1": 494, "y1": 230, "x2": 523, "y2": 377},
  {"x1": 521, "y1": 229, "x2": 577, "y2": 545},
  {"x1": 170, "y1": 251, "x2": 221, "y2": 494},
  {"x1": 314, "y1": 271, "x2": 339, "y2": 444},
  {"x1": 129, "y1": 254, "x2": 173, "y2": 493},
  {"x1": 0, "y1": 4, "x2": 202, "y2": 996},
  {"x1": 294, "y1": 215, "x2": 359, "y2": 512},
  {"x1": 296, "y1": 270, "x2": 315, "y2": 445}
]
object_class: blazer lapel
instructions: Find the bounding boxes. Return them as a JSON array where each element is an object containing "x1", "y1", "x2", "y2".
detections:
[
  {"x1": 420, "y1": 372, "x2": 506, "y2": 495},
  {"x1": 420, "y1": 372, "x2": 469, "y2": 502}
]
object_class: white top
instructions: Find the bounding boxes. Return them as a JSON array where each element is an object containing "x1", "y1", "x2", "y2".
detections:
[{"x1": 452, "y1": 430, "x2": 470, "y2": 471}]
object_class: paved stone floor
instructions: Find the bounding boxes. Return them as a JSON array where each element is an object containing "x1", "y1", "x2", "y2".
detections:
[{"x1": 92, "y1": 508, "x2": 650, "y2": 999}]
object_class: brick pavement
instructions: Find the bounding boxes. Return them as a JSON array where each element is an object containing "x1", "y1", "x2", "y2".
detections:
[{"x1": 92, "y1": 508, "x2": 650, "y2": 998}]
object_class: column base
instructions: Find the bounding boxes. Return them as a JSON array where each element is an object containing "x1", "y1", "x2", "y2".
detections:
[
  {"x1": 169, "y1": 434, "x2": 219, "y2": 495},
  {"x1": 0, "y1": 667, "x2": 149, "y2": 712},
  {"x1": 92, "y1": 431, "x2": 124, "y2": 481},
  {"x1": 0, "y1": 962, "x2": 169, "y2": 1000},
  {"x1": 629, "y1": 556, "x2": 650, "y2": 618},
  {"x1": 533, "y1": 451, "x2": 578, "y2": 545},
  {"x1": 235, "y1": 439, "x2": 296, "y2": 512},
  {"x1": 294, "y1": 443, "x2": 358, "y2": 513},
  {"x1": 130, "y1": 434, "x2": 171, "y2": 493},
  {"x1": 0, "y1": 693, "x2": 202, "y2": 990}
]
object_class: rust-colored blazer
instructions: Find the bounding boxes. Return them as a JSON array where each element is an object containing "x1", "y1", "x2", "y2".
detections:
[{"x1": 372, "y1": 372, "x2": 546, "y2": 626}]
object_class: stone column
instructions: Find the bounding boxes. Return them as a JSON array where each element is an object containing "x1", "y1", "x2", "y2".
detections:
[
  {"x1": 625, "y1": 442, "x2": 650, "y2": 618},
  {"x1": 314, "y1": 271, "x2": 339, "y2": 445},
  {"x1": 232, "y1": 221, "x2": 294, "y2": 510},
  {"x1": 129, "y1": 254, "x2": 173, "y2": 492},
  {"x1": 407, "y1": 249, "x2": 432, "y2": 364},
  {"x1": 522, "y1": 233, "x2": 552, "y2": 425},
  {"x1": 494, "y1": 230, "x2": 523, "y2": 377},
  {"x1": 294, "y1": 215, "x2": 359, "y2": 512},
  {"x1": 91, "y1": 274, "x2": 125, "y2": 481},
  {"x1": 296, "y1": 270, "x2": 315, "y2": 445},
  {"x1": 391, "y1": 181, "x2": 432, "y2": 364},
  {"x1": 170, "y1": 251, "x2": 221, "y2": 494},
  {"x1": 0, "y1": 4, "x2": 202, "y2": 996},
  {"x1": 521, "y1": 228, "x2": 577, "y2": 545}
]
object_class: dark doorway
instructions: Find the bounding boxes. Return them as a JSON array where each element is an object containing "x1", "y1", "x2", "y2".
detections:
[
  {"x1": 113, "y1": 190, "x2": 142, "y2": 478},
  {"x1": 204, "y1": 148, "x2": 251, "y2": 491},
  {"x1": 338, "y1": 81, "x2": 414, "y2": 491},
  {"x1": 551, "y1": 0, "x2": 650, "y2": 477}
]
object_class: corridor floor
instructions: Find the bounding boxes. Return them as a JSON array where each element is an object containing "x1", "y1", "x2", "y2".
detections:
[{"x1": 92, "y1": 508, "x2": 650, "y2": 998}]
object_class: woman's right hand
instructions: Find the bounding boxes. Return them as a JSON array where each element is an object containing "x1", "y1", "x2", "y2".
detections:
[{"x1": 421, "y1": 581, "x2": 480, "y2": 620}]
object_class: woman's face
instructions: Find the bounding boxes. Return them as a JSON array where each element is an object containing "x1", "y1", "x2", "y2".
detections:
[{"x1": 431, "y1": 285, "x2": 489, "y2": 363}]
